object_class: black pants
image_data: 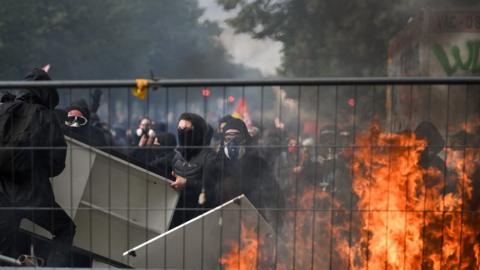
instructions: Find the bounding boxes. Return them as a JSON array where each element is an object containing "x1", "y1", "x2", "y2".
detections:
[{"x1": 0, "y1": 202, "x2": 76, "y2": 266}]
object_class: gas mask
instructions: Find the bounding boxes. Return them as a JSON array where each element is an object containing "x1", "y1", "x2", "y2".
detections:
[
  {"x1": 136, "y1": 128, "x2": 156, "y2": 137},
  {"x1": 224, "y1": 137, "x2": 246, "y2": 161}
]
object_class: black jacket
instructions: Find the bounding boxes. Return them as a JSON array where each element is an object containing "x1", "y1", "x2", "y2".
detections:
[
  {"x1": 169, "y1": 113, "x2": 217, "y2": 228},
  {"x1": 173, "y1": 113, "x2": 217, "y2": 202},
  {"x1": 216, "y1": 149, "x2": 284, "y2": 224},
  {"x1": 216, "y1": 118, "x2": 285, "y2": 225},
  {"x1": 0, "y1": 86, "x2": 66, "y2": 206},
  {"x1": 172, "y1": 148, "x2": 218, "y2": 201}
]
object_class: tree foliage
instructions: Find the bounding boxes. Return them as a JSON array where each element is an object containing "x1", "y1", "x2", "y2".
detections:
[
  {"x1": 217, "y1": 0, "x2": 480, "y2": 77},
  {"x1": 0, "y1": 0, "x2": 259, "y2": 79}
]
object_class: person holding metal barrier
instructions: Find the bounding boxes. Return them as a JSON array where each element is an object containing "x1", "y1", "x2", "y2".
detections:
[
  {"x1": 215, "y1": 117, "x2": 285, "y2": 227},
  {"x1": 0, "y1": 68, "x2": 75, "y2": 266},
  {"x1": 169, "y1": 113, "x2": 218, "y2": 228}
]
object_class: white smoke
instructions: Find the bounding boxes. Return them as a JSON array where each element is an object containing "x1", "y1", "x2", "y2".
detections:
[{"x1": 198, "y1": 0, "x2": 282, "y2": 76}]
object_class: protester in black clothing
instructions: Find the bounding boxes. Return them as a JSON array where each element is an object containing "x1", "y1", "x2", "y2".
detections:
[
  {"x1": 212, "y1": 115, "x2": 236, "y2": 150},
  {"x1": 413, "y1": 121, "x2": 454, "y2": 266},
  {"x1": 415, "y1": 121, "x2": 445, "y2": 171},
  {"x1": 169, "y1": 113, "x2": 217, "y2": 228},
  {"x1": 259, "y1": 119, "x2": 287, "y2": 181},
  {"x1": 64, "y1": 99, "x2": 111, "y2": 147},
  {"x1": 129, "y1": 117, "x2": 156, "y2": 146},
  {"x1": 0, "y1": 68, "x2": 75, "y2": 266},
  {"x1": 216, "y1": 117, "x2": 284, "y2": 226}
]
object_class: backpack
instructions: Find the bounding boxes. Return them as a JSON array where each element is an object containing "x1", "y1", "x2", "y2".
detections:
[{"x1": 0, "y1": 100, "x2": 42, "y2": 172}]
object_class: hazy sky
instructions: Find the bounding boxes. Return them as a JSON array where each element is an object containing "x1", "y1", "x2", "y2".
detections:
[{"x1": 198, "y1": 0, "x2": 282, "y2": 76}]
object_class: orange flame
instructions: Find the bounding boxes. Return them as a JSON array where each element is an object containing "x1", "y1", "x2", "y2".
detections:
[
  {"x1": 348, "y1": 124, "x2": 480, "y2": 269},
  {"x1": 220, "y1": 122, "x2": 480, "y2": 269},
  {"x1": 220, "y1": 223, "x2": 260, "y2": 270}
]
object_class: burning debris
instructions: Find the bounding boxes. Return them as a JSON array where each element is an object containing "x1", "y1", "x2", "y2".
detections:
[{"x1": 220, "y1": 122, "x2": 480, "y2": 270}]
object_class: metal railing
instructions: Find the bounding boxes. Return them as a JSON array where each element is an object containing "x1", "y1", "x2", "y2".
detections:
[{"x1": 0, "y1": 77, "x2": 479, "y2": 269}]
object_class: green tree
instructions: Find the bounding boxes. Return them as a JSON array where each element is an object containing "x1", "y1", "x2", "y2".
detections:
[
  {"x1": 217, "y1": 0, "x2": 479, "y2": 77},
  {"x1": 0, "y1": 0, "x2": 260, "y2": 79}
]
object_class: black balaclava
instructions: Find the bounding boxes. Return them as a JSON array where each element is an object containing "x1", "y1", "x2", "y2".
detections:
[
  {"x1": 222, "y1": 118, "x2": 251, "y2": 161},
  {"x1": 177, "y1": 113, "x2": 207, "y2": 160},
  {"x1": 18, "y1": 68, "x2": 59, "y2": 109}
]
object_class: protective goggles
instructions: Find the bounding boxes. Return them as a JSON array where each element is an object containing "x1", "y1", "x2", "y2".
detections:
[
  {"x1": 65, "y1": 115, "x2": 88, "y2": 126},
  {"x1": 223, "y1": 131, "x2": 244, "y2": 144}
]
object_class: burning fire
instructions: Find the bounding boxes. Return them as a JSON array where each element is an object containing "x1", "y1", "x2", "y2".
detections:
[
  {"x1": 220, "y1": 123, "x2": 480, "y2": 269},
  {"x1": 219, "y1": 223, "x2": 260, "y2": 270},
  {"x1": 348, "y1": 124, "x2": 480, "y2": 269}
]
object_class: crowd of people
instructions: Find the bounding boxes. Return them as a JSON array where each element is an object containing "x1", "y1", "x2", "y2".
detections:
[
  {"x1": 0, "y1": 68, "x2": 316, "y2": 266},
  {"x1": 1, "y1": 68, "x2": 479, "y2": 267}
]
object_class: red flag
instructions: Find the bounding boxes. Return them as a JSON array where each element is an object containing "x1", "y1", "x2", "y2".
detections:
[{"x1": 231, "y1": 98, "x2": 252, "y2": 129}]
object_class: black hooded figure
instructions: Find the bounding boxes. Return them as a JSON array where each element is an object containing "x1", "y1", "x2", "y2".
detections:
[
  {"x1": 0, "y1": 68, "x2": 76, "y2": 266},
  {"x1": 413, "y1": 121, "x2": 451, "y2": 196},
  {"x1": 415, "y1": 121, "x2": 445, "y2": 171},
  {"x1": 211, "y1": 114, "x2": 236, "y2": 149},
  {"x1": 169, "y1": 113, "x2": 217, "y2": 228},
  {"x1": 216, "y1": 117, "x2": 285, "y2": 227},
  {"x1": 63, "y1": 99, "x2": 110, "y2": 147}
]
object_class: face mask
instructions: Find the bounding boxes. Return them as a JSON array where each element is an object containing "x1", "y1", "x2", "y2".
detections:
[
  {"x1": 224, "y1": 140, "x2": 245, "y2": 161},
  {"x1": 67, "y1": 122, "x2": 80, "y2": 128},
  {"x1": 178, "y1": 128, "x2": 195, "y2": 147}
]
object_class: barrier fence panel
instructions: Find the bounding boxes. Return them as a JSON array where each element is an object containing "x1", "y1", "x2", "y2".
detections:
[{"x1": 0, "y1": 78, "x2": 479, "y2": 269}]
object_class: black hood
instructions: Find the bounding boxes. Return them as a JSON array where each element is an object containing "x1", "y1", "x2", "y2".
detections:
[
  {"x1": 415, "y1": 121, "x2": 445, "y2": 155},
  {"x1": 18, "y1": 68, "x2": 59, "y2": 109},
  {"x1": 218, "y1": 115, "x2": 236, "y2": 129},
  {"x1": 66, "y1": 99, "x2": 91, "y2": 121},
  {"x1": 222, "y1": 117, "x2": 252, "y2": 145},
  {"x1": 178, "y1": 113, "x2": 208, "y2": 146},
  {"x1": 177, "y1": 113, "x2": 208, "y2": 159}
]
